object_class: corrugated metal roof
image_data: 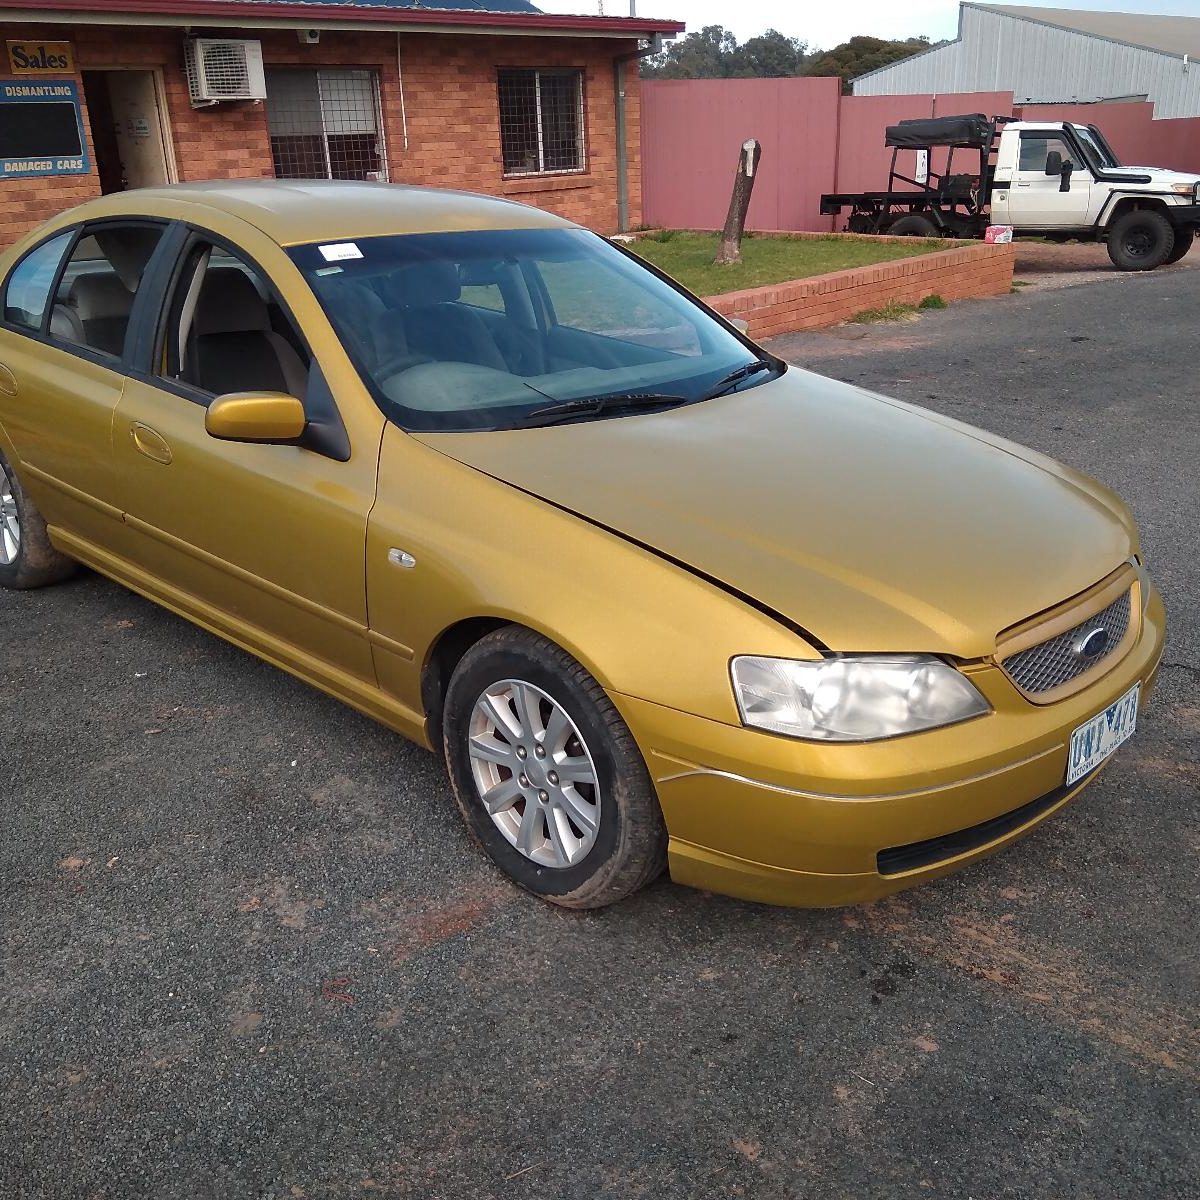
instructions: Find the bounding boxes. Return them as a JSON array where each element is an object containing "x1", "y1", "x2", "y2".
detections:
[{"x1": 977, "y1": 4, "x2": 1200, "y2": 59}]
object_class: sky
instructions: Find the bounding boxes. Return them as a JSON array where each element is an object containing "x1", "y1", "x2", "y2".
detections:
[{"x1": 533, "y1": 0, "x2": 1200, "y2": 50}]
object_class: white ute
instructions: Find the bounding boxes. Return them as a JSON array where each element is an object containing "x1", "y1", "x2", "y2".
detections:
[{"x1": 821, "y1": 114, "x2": 1200, "y2": 271}]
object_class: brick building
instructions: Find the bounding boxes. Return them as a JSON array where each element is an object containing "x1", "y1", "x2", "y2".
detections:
[{"x1": 0, "y1": 0, "x2": 683, "y2": 249}]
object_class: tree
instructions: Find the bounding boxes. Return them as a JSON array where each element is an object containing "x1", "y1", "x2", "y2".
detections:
[
  {"x1": 729, "y1": 30, "x2": 809, "y2": 79},
  {"x1": 640, "y1": 27, "x2": 936, "y2": 86},
  {"x1": 805, "y1": 35, "x2": 936, "y2": 92},
  {"x1": 641, "y1": 25, "x2": 740, "y2": 80}
]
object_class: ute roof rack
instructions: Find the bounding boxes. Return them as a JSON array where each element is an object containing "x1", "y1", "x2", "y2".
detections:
[{"x1": 884, "y1": 113, "x2": 994, "y2": 149}]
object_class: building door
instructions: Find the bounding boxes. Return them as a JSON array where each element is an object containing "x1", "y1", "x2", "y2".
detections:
[{"x1": 81, "y1": 70, "x2": 173, "y2": 192}]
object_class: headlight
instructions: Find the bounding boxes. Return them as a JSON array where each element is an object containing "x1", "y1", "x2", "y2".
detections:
[
  {"x1": 1169, "y1": 181, "x2": 1200, "y2": 199},
  {"x1": 731, "y1": 655, "x2": 990, "y2": 742}
]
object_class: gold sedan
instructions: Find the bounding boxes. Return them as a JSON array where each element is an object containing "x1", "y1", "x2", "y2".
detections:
[{"x1": 0, "y1": 182, "x2": 1165, "y2": 907}]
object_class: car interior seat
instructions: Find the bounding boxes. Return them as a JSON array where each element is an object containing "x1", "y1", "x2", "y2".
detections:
[
  {"x1": 187, "y1": 267, "x2": 308, "y2": 399},
  {"x1": 372, "y1": 260, "x2": 508, "y2": 372}
]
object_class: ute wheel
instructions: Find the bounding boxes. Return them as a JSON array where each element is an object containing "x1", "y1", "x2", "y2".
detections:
[
  {"x1": 888, "y1": 214, "x2": 940, "y2": 238},
  {"x1": 443, "y1": 626, "x2": 667, "y2": 909},
  {"x1": 1164, "y1": 227, "x2": 1194, "y2": 265},
  {"x1": 846, "y1": 213, "x2": 877, "y2": 234},
  {"x1": 0, "y1": 450, "x2": 76, "y2": 590},
  {"x1": 1106, "y1": 209, "x2": 1175, "y2": 270}
]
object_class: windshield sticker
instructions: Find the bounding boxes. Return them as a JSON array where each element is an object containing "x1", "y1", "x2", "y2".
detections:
[
  {"x1": 314, "y1": 265, "x2": 344, "y2": 276},
  {"x1": 319, "y1": 242, "x2": 363, "y2": 262}
]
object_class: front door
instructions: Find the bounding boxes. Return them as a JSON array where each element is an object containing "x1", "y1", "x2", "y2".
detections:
[
  {"x1": 111, "y1": 233, "x2": 383, "y2": 683},
  {"x1": 82, "y1": 70, "x2": 172, "y2": 193},
  {"x1": 1006, "y1": 130, "x2": 1092, "y2": 228}
]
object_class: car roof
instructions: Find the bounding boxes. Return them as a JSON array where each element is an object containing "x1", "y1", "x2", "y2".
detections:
[{"x1": 56, "y1": 180, "x2": 577, "y2": 246}]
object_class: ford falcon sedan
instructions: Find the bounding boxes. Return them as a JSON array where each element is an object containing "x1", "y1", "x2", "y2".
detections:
[{"x1": 0, "y1": 182, "x2": 1165, "y2": 908}]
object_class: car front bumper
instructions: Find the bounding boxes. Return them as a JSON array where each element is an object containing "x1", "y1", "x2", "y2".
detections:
[{"x1": 614, "y1": 584, "x2": 1166, "y2": 907}]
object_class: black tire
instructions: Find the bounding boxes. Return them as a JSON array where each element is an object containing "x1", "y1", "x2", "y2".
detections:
[
  {"x1": 1164, "y1": 227, "x2": 1194, "y2": 265},
  {"x1": 1106, "y1": 209, "x2": 1175, "y2": 271},
  {"x1": 888, "y1": 214, "x2": 940, "y2": 238},
  {"x1": 0, "y1": 449, "x2": 76, "y2": 590},
  {"x1": 443, "y1": 625, "x2": 667, "y2": 909}
]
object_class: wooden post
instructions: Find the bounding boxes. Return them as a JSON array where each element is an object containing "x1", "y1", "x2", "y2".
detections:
[{"x1": 715, "y1": 139, "x2": 762, "y2": 266}]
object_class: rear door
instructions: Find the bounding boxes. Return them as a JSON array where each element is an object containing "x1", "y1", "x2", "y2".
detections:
[
  {"x1": 0, "y1": 220, "x2": 168, "y2": 550},
  {"x1": 111, "y1": 224, "x2": 384, "y2": 682}
]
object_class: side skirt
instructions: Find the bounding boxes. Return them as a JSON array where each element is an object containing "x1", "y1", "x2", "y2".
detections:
[{"x1": 50, "y1": 526, "x2": 433, "y2": 751}]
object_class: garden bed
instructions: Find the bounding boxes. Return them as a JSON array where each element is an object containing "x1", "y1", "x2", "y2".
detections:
[
  {"x1": 622, "y1": 230, "x2": 1015, "y2": 339},
  {"x1": 627, "y1": 230, "x2": 945, "y2": 296}
]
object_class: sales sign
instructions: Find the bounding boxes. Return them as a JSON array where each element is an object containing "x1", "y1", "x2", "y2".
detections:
[
  {"x1": 7, "y1": 41, "x2": 75, "y2": 75},
  {"x1": 0, "y1": 79, "x2": 90, "y2": 178}
]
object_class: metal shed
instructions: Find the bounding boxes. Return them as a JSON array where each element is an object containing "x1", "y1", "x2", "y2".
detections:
[{"x1": 853, "y1": 3, "x2": 1200, "y2": 119}]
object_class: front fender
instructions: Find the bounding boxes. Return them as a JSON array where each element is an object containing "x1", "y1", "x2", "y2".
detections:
[{"x1": 365, "y1": 426, "x2": 816, "y2": 727}]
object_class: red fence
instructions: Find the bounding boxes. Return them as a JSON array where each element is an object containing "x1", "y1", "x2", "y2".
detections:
[
  {"x1": 640, "y1": 77, "x2": 841, "y2": 233},
  {"x1": 641, "y1": 81, "x2": 1200, "y2": 232}
]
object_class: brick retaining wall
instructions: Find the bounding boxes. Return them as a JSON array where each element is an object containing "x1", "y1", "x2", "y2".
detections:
[{"x1": 698, "y1": 236, "x2": 1015, "y2": 339}]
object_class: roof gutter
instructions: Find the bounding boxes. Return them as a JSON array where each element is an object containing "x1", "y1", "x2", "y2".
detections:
[{"x1": 0, "y1": 0, "x2": 685, "y2": 39}]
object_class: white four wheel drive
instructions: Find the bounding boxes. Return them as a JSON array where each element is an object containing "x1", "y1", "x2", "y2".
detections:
[{"x1": 821, "y1": 114, "x2": 1200, "y2": 271}]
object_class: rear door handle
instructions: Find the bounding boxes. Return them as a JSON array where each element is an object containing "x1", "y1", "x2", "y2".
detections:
[{"x1": 130, "y1": 422, "x2": 173, "y2": 465}]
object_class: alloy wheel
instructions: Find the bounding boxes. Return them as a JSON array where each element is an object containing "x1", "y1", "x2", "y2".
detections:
[
  {"x1": 0, "y1": 461, "x2": 20, "y2": 566},
  {"x1": 467, "y1": 678, "x2": 602, "y2": 869}
]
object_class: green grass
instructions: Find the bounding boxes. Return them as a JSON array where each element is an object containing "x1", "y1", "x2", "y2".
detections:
[
  {"x1": 628, "y1": 231, "x2": 944, "y2": 297},
  {"x1": 847, "y1": 293, "x2": 947, "y2": 324}
]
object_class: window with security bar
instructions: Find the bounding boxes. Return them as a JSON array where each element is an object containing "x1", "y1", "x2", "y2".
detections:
[
  {"x1": 498, "y1": 68, "x2": 586, "y2": 177},
  {"x1": 265, "y1": 69, "x2": 387, "y2": 181}
]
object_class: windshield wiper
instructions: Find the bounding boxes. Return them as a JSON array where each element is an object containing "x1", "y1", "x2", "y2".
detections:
[
  {"x1": 521, "y1": 392, "x2": 687, "y2": 428},
  {"x1": 701, "y1": 358, "x2": 775, "y2": 401}
]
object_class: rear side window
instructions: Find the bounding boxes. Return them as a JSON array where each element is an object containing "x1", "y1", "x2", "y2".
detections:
[
  {"x1": 3, "y1": 231, "x2": 73, "y2": 332},
  {"x1": 49, "y1": 224, "x2": 164, "y2": 358}
]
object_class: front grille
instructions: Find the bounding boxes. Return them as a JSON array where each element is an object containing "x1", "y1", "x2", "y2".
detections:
[
  {"x1": 1001, "y1": 588, "x2": 1131, "y2": 696},
  {"x1": 876, "y1": 773, "x2": 1092, "y2": 876}
]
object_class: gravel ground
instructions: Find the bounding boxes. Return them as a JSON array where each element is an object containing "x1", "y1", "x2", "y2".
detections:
[
  {"x1": 2, "y1": 266, "x2": 1197, "y2": 1199},
  {"x1": 1013, "y1": 238, "x2": 1200, "y2": 291}
]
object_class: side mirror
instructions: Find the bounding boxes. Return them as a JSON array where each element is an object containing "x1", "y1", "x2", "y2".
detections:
[
  {"x1": 205, "y1": 392, "x2": 307, "y2": 443},
  {"x1": 730, "y1": 317, "x2": 750, "y2": 334},
  {"x1": 1044, "y1": 150, "x2": 1063, "y2": 176},
  {"x1": 1059, "y1": 161, "x2": 1074, "y2": 193}
]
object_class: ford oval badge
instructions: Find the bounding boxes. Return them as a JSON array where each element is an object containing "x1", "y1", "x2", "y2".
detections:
[{"x1": 1073, "y1": 626, "x2": 1110, "y2": 661}]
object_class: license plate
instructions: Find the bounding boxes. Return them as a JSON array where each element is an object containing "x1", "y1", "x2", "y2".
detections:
[{"x1": 1066, "y1": 683, "x2": 1140, "y2": 786}]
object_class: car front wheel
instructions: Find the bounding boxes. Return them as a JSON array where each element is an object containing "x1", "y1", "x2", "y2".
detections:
[
  {"x1": 0, "y1": 451, "x2": 76, "y2": 590},
  {"x1": 443, "y1": 626, "x2": 667, "y2": 908},
  {"x1": 1106, "y1": 210, "x2": 1175, "y2": 270}
]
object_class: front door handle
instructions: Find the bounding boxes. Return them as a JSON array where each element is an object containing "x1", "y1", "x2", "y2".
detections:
[
  {"x1": 0, "y1": 362, "x2": 17, "y2": 397},
  {"x1": 130, "y1": 422, "x2": 172, "y2": 465}
]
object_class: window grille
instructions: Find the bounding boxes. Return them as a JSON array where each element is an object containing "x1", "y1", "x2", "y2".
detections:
[
  {"x1": 498, "y1": 68, "x2": 585, "y2": 177},
  {"x1": 265, "y1": 69, "x2": 387, "y2": 181}
]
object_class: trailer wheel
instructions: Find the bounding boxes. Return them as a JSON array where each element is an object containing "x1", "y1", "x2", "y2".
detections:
[
  {"x1": 888, "y1": 214, "x2": 940, "y2": 238},
  {"x1": 1106, "y1": 210, "x2": 1175, "y2": 270},
  {"x1": 1164, "y1": 228, "x2": 1194, "y2": 265}
]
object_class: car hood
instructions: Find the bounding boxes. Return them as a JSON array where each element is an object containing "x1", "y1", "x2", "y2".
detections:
[{"x1": 413, "y1": 369, "x2": 1134, "y2": 658}]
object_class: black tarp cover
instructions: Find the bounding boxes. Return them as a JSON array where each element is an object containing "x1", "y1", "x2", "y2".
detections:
[{"x1": 884, "y1": 114, "x2": 992, "y2": 148}]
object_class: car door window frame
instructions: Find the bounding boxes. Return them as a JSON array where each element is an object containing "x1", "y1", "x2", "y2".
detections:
[
  {"x1": 12, "y1": 218, "x2": 175, "y2": 372},
  {"x1": 0, "y1": 228, "x2": 76, "y2": 337},
  {"x1": 127, "y1": 224, "x2": 351, "y2": 461}
]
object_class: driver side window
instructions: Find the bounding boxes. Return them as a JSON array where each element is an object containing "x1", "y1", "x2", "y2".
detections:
[
  {"x1": 1019, "y1": 135, "x2": 1073, "y2": 174},
  {"x1": 158, "y1": 243, "x2": 310, "y2": 402}
]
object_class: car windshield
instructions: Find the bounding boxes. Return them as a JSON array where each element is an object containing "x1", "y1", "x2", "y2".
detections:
[
  {"x1": 1071, "y1": 125, "x2": 1120, "y2": 170},
  {"x1": 289, "y1": 227, "x2": 775, "y2": 432}
]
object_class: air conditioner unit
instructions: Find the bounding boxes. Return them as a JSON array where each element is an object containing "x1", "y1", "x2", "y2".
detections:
[{"x1": 184, "y1": 39, "x2": 267, "y2": 106}]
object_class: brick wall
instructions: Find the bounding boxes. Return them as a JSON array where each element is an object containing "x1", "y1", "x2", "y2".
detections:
[
  {"x1": 0, "y1": 22, "x2": 640, "y2": 249},
  {"x1": 701, "y1": 235, "x2": 1016, "y2": 339}
]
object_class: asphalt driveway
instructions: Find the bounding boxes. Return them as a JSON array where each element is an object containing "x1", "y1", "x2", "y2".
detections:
[{"x1": 2, "y1": 267, "x2": 1197, "y2": 1198}]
